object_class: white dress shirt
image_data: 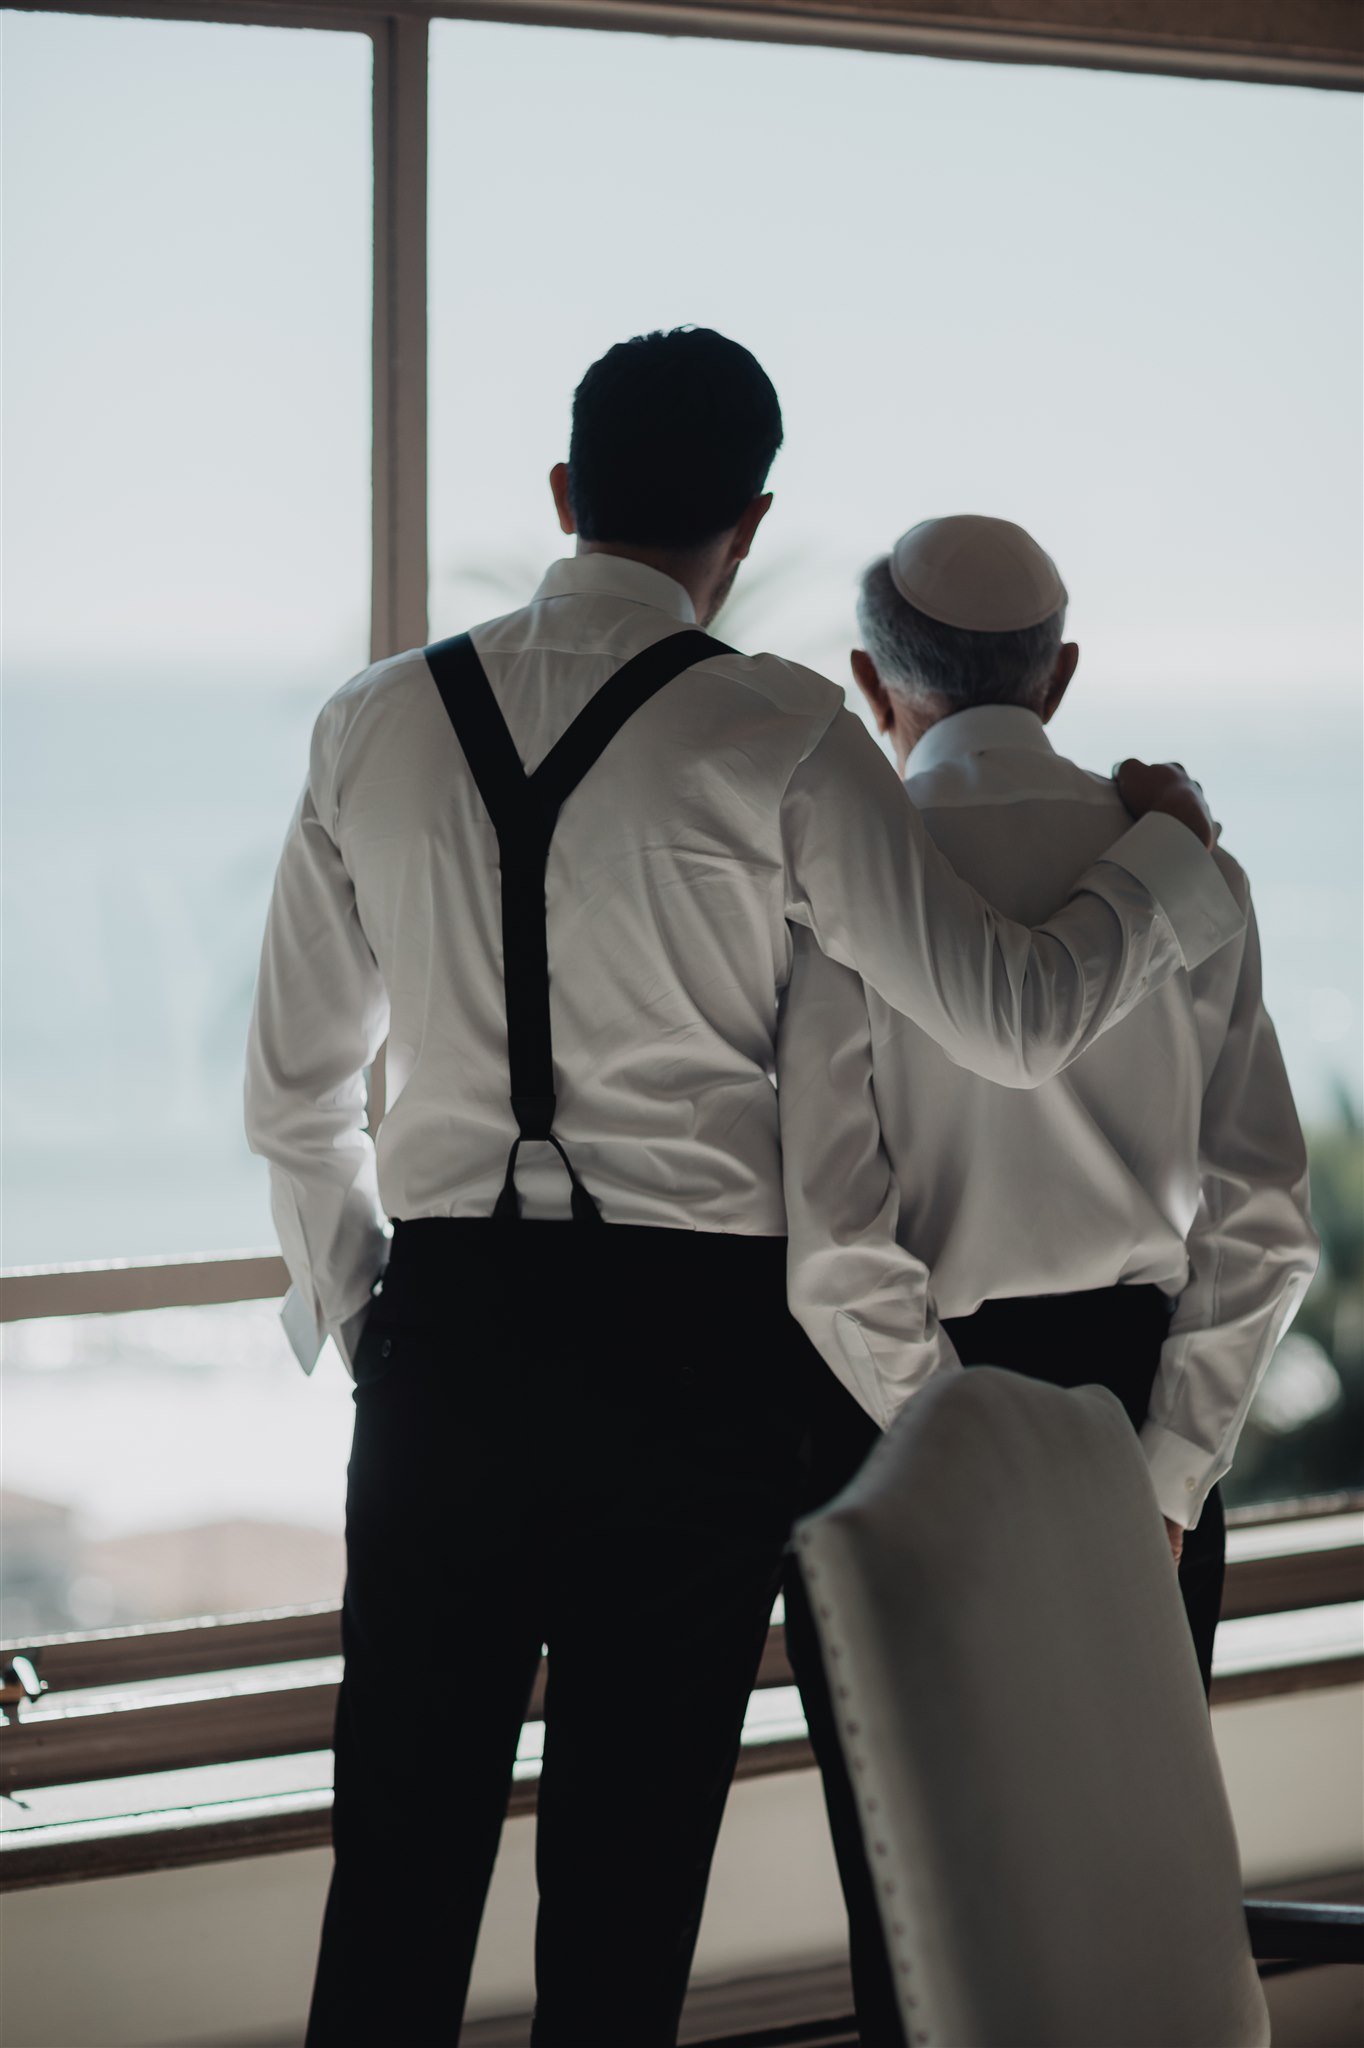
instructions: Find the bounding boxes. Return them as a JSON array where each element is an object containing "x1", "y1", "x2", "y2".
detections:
[
  {"x1": 778, "y1": 704, "x2": 1318, "y2": 1525},
  {"x1": 245, "y1": 556, "x2": 1242, "y2": 1372}
]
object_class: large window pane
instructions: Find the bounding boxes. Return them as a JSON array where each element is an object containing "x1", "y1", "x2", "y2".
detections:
[
  {"x1": 430, "y1": 27, "x2": 1362, "y2": 1508},
  {"x1": 2, "y1": 13, "x2": 372, "y2": 1266}
]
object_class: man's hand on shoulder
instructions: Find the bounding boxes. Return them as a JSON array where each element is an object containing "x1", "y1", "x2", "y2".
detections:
[
  {"x1": 1114, "y1": 760, "x2": 1217, "y2": 850},
  {"x1": 1163, "y1": 1515, "x2": 1185, "y2": 1566}
]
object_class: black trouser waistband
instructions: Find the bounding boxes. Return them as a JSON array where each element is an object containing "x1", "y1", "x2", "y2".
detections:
[
  {"x1": 942, "y1": 1282, "x2": 1174, "y2": 1435},
  {"x1": 946, "y1": 1281, "x2": 1173, "y2": 1318},
  {"x1": 388, "y1": 1214, "x2": 786, "y2": 1270}
]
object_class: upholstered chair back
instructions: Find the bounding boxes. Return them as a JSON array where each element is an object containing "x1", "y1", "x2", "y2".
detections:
[{"x1": 792, "y1": 1366, "x2": 1268, "y2": 2048}]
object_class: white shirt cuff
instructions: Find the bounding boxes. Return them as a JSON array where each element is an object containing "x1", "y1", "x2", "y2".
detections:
[
  {"x1": 1141, "y1": 1418, "x2": 1218, "y2": 1527},
  {"x1": 280, "y1": 1285, "x2": 376, "y2": 1378},
  {"x1": 1096, "y1": 812, "x2": 1244, "y2": 972},
  {"x1": 280, "y1": 1285, "x2": 326, "y2": 1376}
]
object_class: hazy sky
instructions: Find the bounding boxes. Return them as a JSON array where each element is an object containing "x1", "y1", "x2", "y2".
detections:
[
  {"x1": 5, "y1": 11, "x2": 1362, "y2": 695},
  {"x1": 428, "y1": 23, "x2": 1364, "y2": 706},
  {"x1": 4, "y1": 12, "x2": 373, "y2": 680}
]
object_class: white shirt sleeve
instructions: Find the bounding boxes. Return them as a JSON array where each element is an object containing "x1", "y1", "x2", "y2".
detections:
[
  {"x1": 1141, "y1": 879, "x2": 1320, "y2": 1525},
  {"x1": 778, "y1": 927, "x2": 960, "y2": 1426},
  {"x1": 781, "y1": 707, "x2": 1244, "y2": 1085},
  {"x1": 245, "y1": 770, "x2": 391, "y2": 1372}
]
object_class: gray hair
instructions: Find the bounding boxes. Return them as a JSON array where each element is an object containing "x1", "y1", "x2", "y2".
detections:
[{"x1": 857, "y1": 556, "x2": 1065, "y2": 711}]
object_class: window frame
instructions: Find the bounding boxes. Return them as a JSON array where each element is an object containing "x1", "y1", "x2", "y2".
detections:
[
  {"x1": 1, "y1": 0, "x2": 1359, "y2": 1754},
  {"x1": 13, "y1": 0, "x2": 1364, "y2": 89}
]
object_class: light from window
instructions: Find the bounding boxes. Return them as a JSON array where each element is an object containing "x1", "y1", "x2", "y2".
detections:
[{"x1": 2, "y1": 13, "x2": 372, "y2": 1267}]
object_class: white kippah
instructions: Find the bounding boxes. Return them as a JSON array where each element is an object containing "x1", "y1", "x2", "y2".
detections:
[{"x1": 888, "y1": 515, "x2": 1067, "y2": 633}]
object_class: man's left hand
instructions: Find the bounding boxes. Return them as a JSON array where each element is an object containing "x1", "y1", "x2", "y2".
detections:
[{"x1": 1163, "y1": 1515, "x2": 1185, "y2": 1566}]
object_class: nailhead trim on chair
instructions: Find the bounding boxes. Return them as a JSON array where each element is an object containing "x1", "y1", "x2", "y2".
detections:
[{"x1": 797, "y1": 1529, "x2": 933, "y2": 2047}]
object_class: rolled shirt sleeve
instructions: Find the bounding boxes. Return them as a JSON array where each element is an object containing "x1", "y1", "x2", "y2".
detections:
[
  {"x1": 778, "y1": 927, "x2": 959, "y2": 1426},
  {"x1": 245, "y1": 772, "x2": 391, "y2": 1373},
  {"x1": 1142, "y1": 880, "x2": 1320, "y2": 1525},
  {"x1": 781, "y1": 709, "x2": 1244, "y2": 1085}
]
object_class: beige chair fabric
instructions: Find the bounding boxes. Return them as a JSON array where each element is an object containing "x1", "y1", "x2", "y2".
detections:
[{"x1": 793, "y1": 1367, "x2": 1269, "y2": 2048}]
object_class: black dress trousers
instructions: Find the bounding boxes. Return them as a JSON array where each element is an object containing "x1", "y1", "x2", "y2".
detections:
[
  {"x1": 783, "y1": 1282, "x2": 1227, "y2": 2048},
  {"x1": 305, "y1": 1218, "x2": 812, "y2": 2048},
  {"x1": 942, "y1": 1285, "x2": 1226, "y2": 1692}
]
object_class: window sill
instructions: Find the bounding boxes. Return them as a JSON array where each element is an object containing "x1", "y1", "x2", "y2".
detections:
[{"x1": 4, "y1": 1605, "x2": 1360, "y2": 1893}]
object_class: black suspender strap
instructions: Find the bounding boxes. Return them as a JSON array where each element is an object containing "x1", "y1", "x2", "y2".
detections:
[{"x1": 425, "y1": 626, "x2": 732, "y2": 1224}]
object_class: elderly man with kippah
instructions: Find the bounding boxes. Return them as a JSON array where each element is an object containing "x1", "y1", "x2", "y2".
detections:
[{"x1": 776, "y1": 516, "x2": 1320, "y2": 2047}]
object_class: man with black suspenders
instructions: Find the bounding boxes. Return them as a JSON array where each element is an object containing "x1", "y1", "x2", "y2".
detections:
[{"x1": 245, "y1": 328, "x2": 1240, "y2": 2045}]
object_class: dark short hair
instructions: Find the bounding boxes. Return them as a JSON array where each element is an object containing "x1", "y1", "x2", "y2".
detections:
[
  {"x1": 567, "y1": 328, "x2": 783, "y2": 549},
  {"x1": 858, "y1": 557, "x2": 1065, "y2": 711}
]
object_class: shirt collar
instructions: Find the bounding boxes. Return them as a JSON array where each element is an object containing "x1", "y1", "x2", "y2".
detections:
[
  {"x1": 532, "y1": 552, "x2": 697, "y2": 625},
  {"x1": 904, "y1": 703, "x2": 1056, "y2": 782}
]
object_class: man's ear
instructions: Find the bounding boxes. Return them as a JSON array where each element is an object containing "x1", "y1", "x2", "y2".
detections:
[
  {"x1": 851, "y1": 648, "x2": 896, "y2": 739},
  {"x1": 729, "y1": 493, "x2": 773, "y2": 562},
  {"x1": 1041, "y1": 641, "x2": 1079, "y2": 725},
  {"x1": 549, "y1": 462, "x2": 576, "y2": 536}
]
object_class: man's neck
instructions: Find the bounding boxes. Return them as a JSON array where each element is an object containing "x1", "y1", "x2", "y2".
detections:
[
  {"x1": 891, "y1": 696, "x2": 953, "y2": 778},
  {"x1": 575, "y1": 539, "x2": 713, "y2": 620}
]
